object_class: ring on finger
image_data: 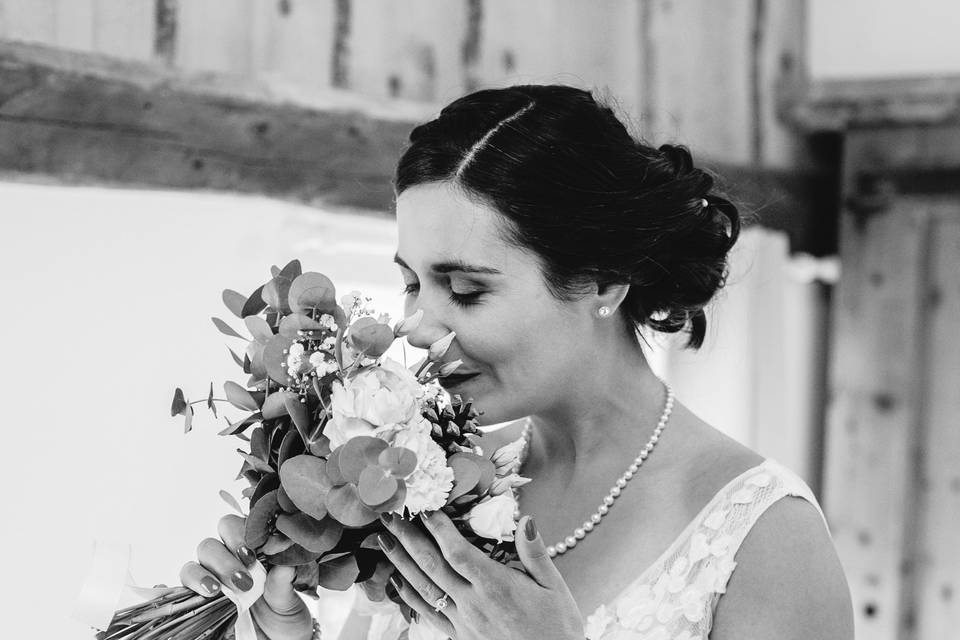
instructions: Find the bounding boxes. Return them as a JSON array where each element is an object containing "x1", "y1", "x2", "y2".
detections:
[{"x1": 433, "y1": 593, "x2": 450, "y2": 613}]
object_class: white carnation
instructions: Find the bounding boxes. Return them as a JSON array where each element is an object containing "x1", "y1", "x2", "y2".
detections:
[{"x1": 389, "y1": 417, "x2": 453, "y2": 515}]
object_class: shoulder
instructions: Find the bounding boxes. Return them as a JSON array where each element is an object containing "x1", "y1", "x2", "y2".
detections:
[{"x1": 710, "y1": 495, "x2": 854, "y2": 640}]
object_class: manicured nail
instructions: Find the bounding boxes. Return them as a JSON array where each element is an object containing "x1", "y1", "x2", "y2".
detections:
[
  {"x1": 200, "y1": 577, "x2": 220, "y2": 595},
  {"x1": 525, "y1": 517, "x2": 538, "y2": 542},
  {"x1": 231, "y1": 570, "x2": 254, "y2": 592},
  {"x1": 378, "y1": 532, "x2": 396, "y2": 552},
  {"x1": 236, "y1": 546, "x2": 255, "y2": 566},
  {"x1": 389, "y1": 573, "x2": 403, "y2": 590}
]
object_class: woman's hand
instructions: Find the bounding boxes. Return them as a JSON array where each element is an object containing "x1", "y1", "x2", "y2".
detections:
[
  {"x1": 179, "y1": 514, "x2": 314, "y2": 640},
  {"x1": 378, "y1": 511, "x2": 584, "y2": 640}
]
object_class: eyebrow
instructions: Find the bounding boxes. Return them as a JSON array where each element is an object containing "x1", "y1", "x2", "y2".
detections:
[{"x1": 393, "y1": 253, "x2": 502, "y2": 275}]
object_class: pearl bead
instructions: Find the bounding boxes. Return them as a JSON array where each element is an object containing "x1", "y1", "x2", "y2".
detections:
[
  {"x1": 610, "y1": 487, "x2": 621, "y2": 497},
  {"x1": 513, "y1": 509, "x2": 521, "y2": 520},
  {"x1": 591, "y1": 513, "x2": 602, "y2": 524},
  {"x1": 598, "y1": 505, "x2": 609, "y2": 515},
  {"x1": 627, "y1": 465, "x2": 638, "y2": 474},
  {"x1": 574, "y1": 527, "x2": 586, "y2": 539},
  {"x1": 650, "y1": 435, "x2": 659, "y2": 443},
  {"x1": 547, "y1": 546, "x2": 556, "y2": 557},
  {"x1": 616, "y1": 478, "x2": 627, "y2": 488},
  {"x1": 565, "y1": 536, "x2": 577, "y2": 547},
  {"x1": 603, "y1": 495, "x2": 615, "y2": 506},
  {"x1": 555, "y1": 542, "x2": 567, "y2": 554},
  {"x1": 583, "y1": 521, "x2": 594, "y2": 532}
]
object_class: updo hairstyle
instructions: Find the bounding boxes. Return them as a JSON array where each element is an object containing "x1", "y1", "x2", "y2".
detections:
[{"x1": 394, "y1": 84, "x2": 740, "y2": 349}]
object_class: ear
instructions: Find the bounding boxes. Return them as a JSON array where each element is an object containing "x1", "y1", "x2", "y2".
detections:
[{"x1": 594, "y1": 281, "x2": 631, "y2": 316}]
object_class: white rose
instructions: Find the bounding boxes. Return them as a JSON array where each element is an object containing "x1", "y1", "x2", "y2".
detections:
[
  {"x1": 464, "y1": 493, "x2": 518, "y2": 542},
  {"x1": 389, "y1": 417, "x2": 454, "y2": 514}
]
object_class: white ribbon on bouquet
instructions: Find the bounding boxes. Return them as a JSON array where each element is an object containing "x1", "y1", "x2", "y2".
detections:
[{"x1": 74, "y1": 541, "x2": 267, "y2": 640}]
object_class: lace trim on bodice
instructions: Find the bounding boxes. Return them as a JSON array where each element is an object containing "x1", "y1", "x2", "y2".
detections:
[{"x1": 583, "y1": 458, "x2": 826, "y2": 640}]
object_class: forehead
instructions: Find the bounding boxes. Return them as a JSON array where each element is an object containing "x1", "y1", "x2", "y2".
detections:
[{"x1": 395, "y1": 182, "x2": 516, "y2": 269}]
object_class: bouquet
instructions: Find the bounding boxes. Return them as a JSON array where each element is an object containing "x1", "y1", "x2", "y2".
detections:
[{"x1": 95, "y1": 259, "x2": 530, "y2": 640}]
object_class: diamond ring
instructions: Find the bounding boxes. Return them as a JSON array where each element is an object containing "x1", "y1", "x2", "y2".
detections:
[{"x1": 433, "y1": 593, "x2": 450, "y2": 613}]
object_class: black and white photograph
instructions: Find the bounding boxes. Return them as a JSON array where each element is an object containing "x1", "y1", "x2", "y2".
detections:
[{"x1": 2, "y1": 1, "x2": 959, "y2": 639}]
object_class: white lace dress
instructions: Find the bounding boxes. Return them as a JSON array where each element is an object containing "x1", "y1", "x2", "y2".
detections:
[{"x1": 353, "y1": 458, "x2": 827, "y2": 640}]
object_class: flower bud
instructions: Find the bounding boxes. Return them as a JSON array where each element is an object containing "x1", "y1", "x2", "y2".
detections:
[
  {"x1": 393, "y1": 309, "x2": 423, "y2": 337},
  {"x1": 428, "y1": 331, "x2": 456, "y2": 361},
  {"x1": 437, "y1": 359, "x2": 463, "y2": 376},
  {"x1": 488, "y1": 473, "x2": 532, "y2": 497}
]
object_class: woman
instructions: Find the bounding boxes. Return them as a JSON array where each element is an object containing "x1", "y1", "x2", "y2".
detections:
[{"x1": 182, "y1": 84, "x2": 854, "y2": 640}]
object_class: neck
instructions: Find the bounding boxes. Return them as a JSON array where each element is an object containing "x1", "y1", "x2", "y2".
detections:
[{"x1": 524, "y1": 336, "x2": 669, "y2": 487}]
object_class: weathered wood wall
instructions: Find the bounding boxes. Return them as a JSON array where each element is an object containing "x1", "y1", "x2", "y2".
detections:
[{"x1": 807, "y1": 81, "x2": 960, "y2": 640}]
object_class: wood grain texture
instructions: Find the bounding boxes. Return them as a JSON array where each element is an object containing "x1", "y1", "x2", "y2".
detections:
[{"x1": 0, "y1": 41, "x2": 418, "y2": 209}]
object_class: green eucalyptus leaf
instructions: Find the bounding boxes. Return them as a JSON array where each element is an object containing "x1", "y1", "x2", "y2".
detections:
[
  {"x1": 308, "y1": 435, "x2": 332, "y2": 457},
  {"x1": 219, "y1": 413, "x2": 261, "y2": 436},
  {"x1": 244, "y1": 315, "x2": 274, "y2": 344},
  {"x1": 369, "y1": 481, "x2": 406, "y2": 513},
  {"x1": 474, "y1": 456, "x2": 497, "y2": 496},
  {"x1": 279, "y1": 455, "x2": 333, "y2": 520},
  {"x1": 262, "y1": 533, "x2": 294, "y2": 555},
  {"x1": 338, "y1": 436, "x2": 389, "y2": 485},
  {"x1": 325, "y1": 484, "x2": 379, "y2": 528},
  {"x1": 277, "y1": 486, "x2": 297, "y2": 513},
  {"x1": 219, "y1": 490, "x2": 244, "y2": 515},
  {"x1": 266, "y1": 543, "x2": 322, "y2": 566},
  {"x1": 279, "y1": 313, "x2": 326, "y2": 339},
  {"x1": 222, "y1": 289, "x2": 247, "y2": 319},
  {"x1": 445, "y1": 453, "x2": 481, "y2": 504},
  {"x1": 357, "y1": 466, "x2": 398, "y2": 506},
  {"x1": 250, "y1": 471, "x2": 280, "y2": 508},
  {"x1": 276, "y1": 513, "x2": 342, "y2": 553},
  {"x1": 378, "y1": 447, "x2": 418, "y2": 478},
  {"x1": 261, "y1": 391, "x2": 294, "y2": 420},
  {"x1": 294, "y1": 561, "x2": 321, "y2": 593},
  {"x1": 249, "y1": 427, "x2": 268, "y2": 461},
  {"x1": 262, "y1": 260, "x2": 301, "y2": 314},
  {"x1": 212, "y1": 317, "x2": 247, "y2": 340},
  {"x1": 283, "y1": 394, "x2": 312, "y2": 445},
  {"x1": 244, "y1": 489, "x2": 280, "y2": 549},
  {"x1": 183, "y1": 405, "x2": 194, "y2": 433},
  {"x1": 227, "y1": 346, "x2": 245, "y2": 369},
  {"x1": 263, "y1": 334, "x2": 295, "y2": 386},
  {"x1": 278, "y1": 429, "x2": 306, "y2": 467},
  {"x1": 288, "y1": 272, "x2": 337, "y2": 314},
  {"x1": 241, "y1": 284, "x2": 268, "y2": 317},
  {"x1": 316, "y1": 554, "x2": 360, "y2": 591},
  {"x1": 224, "y1": 381, "x2": 259, "y2": 412},
  {"x1": 171, "y1": 388, "x2": 187, "y2": 416},
  {"x1": 348, "y1": 318, "x2": 395, "y2": 359},
  {"x1": 325, "y1": 446, "x2": 348, "y2": 486},
  {"x1": 238, "y1": 450, "x2": 273, "y2": 474}
]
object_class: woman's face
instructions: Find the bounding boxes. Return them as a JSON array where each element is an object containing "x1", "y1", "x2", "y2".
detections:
[{"x1": 394, "y1": 182, "x2": 594, "y2": 425}]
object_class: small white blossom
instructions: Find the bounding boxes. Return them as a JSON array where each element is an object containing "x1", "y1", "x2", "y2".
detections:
[{"x1": 464, "y1": 493, "x2": 518, "y2": 542}]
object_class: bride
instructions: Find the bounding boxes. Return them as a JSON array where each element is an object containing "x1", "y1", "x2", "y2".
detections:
[{"x1": 181, "y1": 84, "x2": 854, "y2": 640}]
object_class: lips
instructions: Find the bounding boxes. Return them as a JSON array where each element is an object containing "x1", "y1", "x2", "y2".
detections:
[{"x1": 438, "y1": 371, "x2": 481, "y2": 389}]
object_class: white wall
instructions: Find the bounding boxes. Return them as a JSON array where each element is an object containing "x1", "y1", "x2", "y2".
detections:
[{"x1": 810, "y1": 0, "x2": 960, "y2": 78}]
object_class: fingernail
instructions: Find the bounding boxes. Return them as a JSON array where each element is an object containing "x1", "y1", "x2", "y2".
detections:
[
  {"x1": 378, "y1": 532, "x2": 396, "y2": 552},
  {"x1": 411, "y1": 610, "x2": 419, "y2": 623},
  {"x1": 231, "y1": 571, "x2": 254, "y2": 592},
  {"x1": 236, "y1": 546, "x2": 255, "y2": 566},
  {"x1": 525, "y1": 517, "x2": 538, "y2": 542},
  {"x1": 389, "y1": 573, "x2": 403, "y2": 590},
  {"x1": 200, "y1": 577, "x2": 220, "y2": 595}
]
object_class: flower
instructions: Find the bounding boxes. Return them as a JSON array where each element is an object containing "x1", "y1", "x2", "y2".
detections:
[
  {"x1": 464, "y1": 493, "x2": 518, "y2": 542},
  {"x1": 427, "y1": 331, "x2": 456, "y2": 361},
  {"x1": 389, "y1": 417, "x2": 454, "y2": 514},
  {"x1": 488, "y1": 473, "x2": 531, "y2": 496},
  {"x1": 328, "y1": 359, "x2": 424, "y2": 449},
  {"x1": 393, "y1": 309, "x2": 423, "y2": 337},
  {"x1": 490, "y1": 437, "x2": 525, "y2": 474}
]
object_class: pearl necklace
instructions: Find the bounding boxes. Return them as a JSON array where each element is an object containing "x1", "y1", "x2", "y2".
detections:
[{"x1": 511, "y1": 384, "x2": 675, "y2": 558}]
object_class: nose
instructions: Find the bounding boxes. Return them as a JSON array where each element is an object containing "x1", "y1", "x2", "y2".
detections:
[{"x1": 403, "y1": 301, "x2": 453, "y2": 353}]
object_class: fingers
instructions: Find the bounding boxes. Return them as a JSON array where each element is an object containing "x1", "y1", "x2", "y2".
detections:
[
  {"x1": 196, "y1": 537, "x2": 255, "y2": 593},
  {"x1": 218, "y1": 514, "x2": 257, "y2": 566},
  {"x1": 379, "y1": 514, "x2": 469, "y2": 597},
  {"x1": 262, "y1": 566, "x2": 302, "y2": 614},
  {"x1": 418, "y1": 510, "x2": 487, "y2": 581},
  {"x1": 515, "y1": 516, "x2": 564, "y2": 589},
  {"x1": 388, "y1": 572, "x2": 457, "y2": 640},
  {"x1": 179, "y1": 561, "x2": 222, "y2": 598}
]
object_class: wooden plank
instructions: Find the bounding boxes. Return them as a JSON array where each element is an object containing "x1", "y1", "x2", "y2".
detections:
[
  {"x1": 175, "y1": 0, "x2": 254, "y2": 75},
  {"x1": 0, "y1": 0, "x2": 57, "y2": 43},
  {"x1": 249, "y1": 0, "x2": 336, "y2": 89},
  {"x1": 0, "y1": 40, "x2": 423, "y2": 210},
  {"x1": 915, "y1": 204, "x2": 960, "y2": 640}
]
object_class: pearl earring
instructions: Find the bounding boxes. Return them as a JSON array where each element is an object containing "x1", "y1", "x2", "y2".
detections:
[{"x1": 598, "y1": 306, "x2": 611, "y2": 318}]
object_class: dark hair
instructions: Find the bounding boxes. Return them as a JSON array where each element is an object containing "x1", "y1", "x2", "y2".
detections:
[{"x1": 394, "y1": 84, "x2": 740, "y2": 349}]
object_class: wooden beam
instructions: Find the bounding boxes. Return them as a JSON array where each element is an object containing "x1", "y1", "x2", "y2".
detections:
[
  {"x1": 0, "y1": 40, "x2": 833, "y2": 252},
  {"x1": 0, "y1": 40, "x2": 430, "y2": 210}
]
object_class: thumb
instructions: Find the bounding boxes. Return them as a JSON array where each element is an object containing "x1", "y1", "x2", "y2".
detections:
[
  {"x1": 262, "y1": 565, "x2": 303, "y2": 614},
  {"x1": 516, "y1": 515, "x2": 564, "y2": 589}
]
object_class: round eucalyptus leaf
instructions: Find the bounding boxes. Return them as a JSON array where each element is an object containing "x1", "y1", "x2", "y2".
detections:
[
  {"x1": 339, "y1": 436, "x2": 389, "y2": 485},
  {"x1": 276, "y1": 512, "x2": 342, "y2": 553},
  {"x1": 357, "y1": 466, "x2": 399, "y2": 506},
  {"x1": 279, "y1": 455, "x2": 333, "y2": 520},
  {"x1": 378, "y1": 446, "x2": 418, "y2": 478},
  {"x1": 325, "y1": 484, "x2": 379, "y2": 528},
  {"x1": 244, "y1": 489, "x2": 280, "y2": 549},
  {"x1": 288, "y1": 272, "x2": 337, "y2": 315}
]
